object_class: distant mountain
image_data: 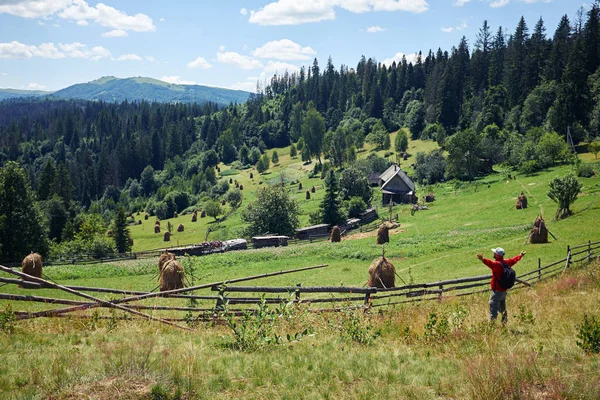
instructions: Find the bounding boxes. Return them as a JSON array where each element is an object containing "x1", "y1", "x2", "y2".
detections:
[
  {"x1": 0, "y1": 88, "x2": 52, "y2": 101},
  {"x1": 50, "y1": 76, "x2": 251, "y2": 105}
]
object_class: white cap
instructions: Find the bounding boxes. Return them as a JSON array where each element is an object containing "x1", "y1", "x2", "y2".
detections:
[{"x1": 491, "y1": 247, "x2": 505, "y2": 256}]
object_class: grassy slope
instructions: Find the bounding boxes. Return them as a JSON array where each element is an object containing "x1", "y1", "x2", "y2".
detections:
[{"x1": 1, "y1": 139, "x2": 600, "y2": 398}]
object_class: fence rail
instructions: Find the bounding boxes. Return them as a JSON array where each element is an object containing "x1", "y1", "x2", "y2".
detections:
[{"x1": 1, "y1": 240, "x2": 598, "y2": 324}]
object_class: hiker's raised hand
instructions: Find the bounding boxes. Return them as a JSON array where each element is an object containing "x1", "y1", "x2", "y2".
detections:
[
  {"x1": 520, "y1": 251, "x2": 526, "y2": 257},
  {"x1": 476, "y1": 253, "x2": 483, "y2": 261}
]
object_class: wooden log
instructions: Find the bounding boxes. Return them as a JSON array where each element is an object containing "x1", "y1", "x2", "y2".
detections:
[
  {"x1": 5, "y1": 264, "x2": 328, "y2": 320},
  {"x1": 0, "y1": 264, "x2": 193, "y2": 331},
  {"x1": 214, "y1": 286, "x2": 376, "y2": 294}
]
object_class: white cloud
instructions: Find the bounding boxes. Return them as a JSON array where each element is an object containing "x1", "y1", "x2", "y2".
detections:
[
  {"x1": 76, "y1": 19, "x2": 87, "y2": 25},
  {"x1": 1, "y1": 1, "x2": 155, "y2": 32},
  {"x1": 159, "y1": 17, "x2": 165, "y2": 21},
  {"x1": 0, "y1": 0, "x2": 72, "y2": 18},
  {"x1": 59, "y1": 1, "x2": 155, "y2": 32},
  {"x1": 219, "y1": 45, "x2": 225, "y2": 51},
  {"x1": 252, "y1": 39, "x2": 316, "y2": 60},
  {"x1": 381, "y1": 52, "x2": 419, "y2": 67},
  {"x1": 442, "y1": 21, "x2": 467, "y2": 33},
  {"x1": 102, "y1": 29, "x2": 128, "y2": 37},
  {"x1": 263, "y1": 60, "x2": 300, "y2": 74},
  {"x1": 249, "y1": 0, "x2": 428, "y2": 25},
  {"x1": 27, "y1": 82, "x2": 47, "y2": 90},
  {"x1": 187, "y1": 56, "x2": 212, "y2": 69},
  {"x1": 37, "y1": 20, "x2": 45, "y2": 26},
  {"x1": 116, "y1": 53, "x2": 142, "y2": 61},
  {"x1": 160, "y1": 76, "x2": 197, "y2": 85},
  {"x1": 366, "y1": 26, "x2": 385, "y2": 33},
  {"x1": 453, "y1": 0, "x2": 470, "y2": 6},
  {"x1": 441, "y1": 27, "x2": 453, "y2": 33},
  {"x1": 240, "y1": 7, "x2": 248, "y2": 15},
  {"x1": 58, "y1": 42, "x2": 111, "y2": 60},
  {"x1": 145, "y1": 55, "x2": 157, "y2": 62},
  {"x1": 217, "y1": 51, "x2": 263, "y2": 69},
  {"x1": 230, "y1": 77, "x2": 258, "y2": 92},
  {"x1": 0, "y1": 41, "x2": 65, "y2": 59},
  {"x1": 490, "y1": 0, "x2": 509, "y2": 7}
]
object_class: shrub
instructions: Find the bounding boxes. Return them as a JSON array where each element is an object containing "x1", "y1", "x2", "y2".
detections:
[
  {"x1": 577, "y1": 163, "x2": 596, "y2": 178},
  {"x1": 520, "y1": 159, "x2": 539, "y2": 175},
  {"x1": 346, "y1": 197, "x2": 367, "y2": 218},
  {"x1": 576, "y1": 315, "x2": 600, "y2": 354}
]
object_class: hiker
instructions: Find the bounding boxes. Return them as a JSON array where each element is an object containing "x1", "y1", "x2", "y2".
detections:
[{"x1": 476, "y1": 247, "x2": 526, "y2": 323}]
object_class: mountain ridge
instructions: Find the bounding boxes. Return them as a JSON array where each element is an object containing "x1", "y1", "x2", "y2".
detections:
[{"x1": 0, "y1": 76, "x2": 251, "y2": 105}]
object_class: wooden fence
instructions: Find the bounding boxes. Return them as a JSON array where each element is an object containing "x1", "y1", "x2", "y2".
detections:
[{"x1": 1, "y1": 240, "x2": 598, "y2": 327}]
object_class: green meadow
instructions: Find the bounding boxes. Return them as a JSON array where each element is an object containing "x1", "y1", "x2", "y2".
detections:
[{"x1": 1, "y1": 138, "x2": 600, "y2": 399}]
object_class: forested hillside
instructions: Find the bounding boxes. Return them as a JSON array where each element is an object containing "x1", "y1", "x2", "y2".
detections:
[{"x1": 1, "y1": 3, "x2": 600, "y2": 262}]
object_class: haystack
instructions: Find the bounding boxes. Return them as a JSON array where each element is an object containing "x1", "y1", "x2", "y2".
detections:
[
  {"x1": 21, "y1": 252, "x2": 43, "y2": 284},
  {"x1": 298, "y1": 182, "x2": 303, "y2": 190},
  {"x1": 159, "y1": 259, "x2": 185, "y2": 292},
  {"x1": 425, "y1": 193, "x2": 435, "y2": 202},
  {"x1": 155, "y1": 219, "x2": 161, "y2": 226},
  {"x1": 137, "y1": 220, "x2": 142, "y2": 225},
  {"x1": 376, "y1": 223, "x2": 390, "y2": 245},
  {"x1": 154, "y1": 224, "x2": 161, "y2": 234},
  {"x1": 192, "y1": 213, "x2": 197, "y2": 222},
  {"x1": 330, "y1": 226, "x2": 341, "y2": 243},
  {"x1": 250, "y1": 172, "x2": 254, "y2": 179},
  {"x1": 367, "y1": 256, "x2": 396, "y2": 288},
  {"x1": 306, "y1": 190, "x2": 311, "y2": 200},
  {"x1": 530, "y1": 216, "x2": 548, "y2": 243},
  {"x1": 239, "y1": 185, "x2": 243, "y2": 190},
  {"x1": 516, "y1": 192, "x2": 528, "y2": 209},
  {"x1": 164, "y1": 231, "x2": 171, "y2": 241},
  {"x1": 174, "y1": 212, "x2": 178, "y2": 218},
  {"x1": 229, "y1": 178, "x2": 233, "y2": 184},
  {"x1": 221, "y1": 199, "x2": 226, "y2": 205},
  {"x1": 201, "y1": 210, "x2": 206, "y2": 218},
  {"x1": 177, "y1": 223, "x2": 184, "y2": 232},
  {"x1": 144, "y1": 214, "x2": 149, "y2": 220},
  {"x1": 311, "y1": 186, "x2": 316, "y2": 193},
  {"x1": 158, "y1": 251, "x2": 176, "y2": 272}
]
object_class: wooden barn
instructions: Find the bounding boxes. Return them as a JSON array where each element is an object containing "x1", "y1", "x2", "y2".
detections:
[
  {"x1": 252, "y1": 236, "x2": 289, "y2": 249},
  {"x1": 295, "y1": 224, "x2": 329, "y2": 240},
  {"x1": 378, "y1": 165, "x2": 416, "y2": 205}
]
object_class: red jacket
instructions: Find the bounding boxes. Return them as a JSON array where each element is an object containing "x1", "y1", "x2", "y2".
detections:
[{"x1": 481, "y1": 254, "x2": 523, "y2": 292}]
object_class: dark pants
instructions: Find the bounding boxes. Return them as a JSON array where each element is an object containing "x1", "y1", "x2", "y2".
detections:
[{"x1": 489, "y1": 290, "x2": 507, "y2": 323}]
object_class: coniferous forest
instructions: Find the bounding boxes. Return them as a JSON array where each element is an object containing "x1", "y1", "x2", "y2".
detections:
[{"x1": 1, "y1": 4, "x2": 600, "y2": 261}]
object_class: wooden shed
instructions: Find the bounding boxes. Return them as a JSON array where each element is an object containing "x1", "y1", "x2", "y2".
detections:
[
  {"x1": 359, "y1": 208, "x2": 378, "y2": 224},
  {"x1": 379, "y1": 165, "x2": 416, "y2": 205},
  {"x1": 222, "y1": 238, "x2": 248, "y2": 251},
  {"x1": 252, "y1": 236, "x2": 289, "y2": 249},
  {"x1": 295, "y1": 224, "x2": 329, "y2": 240}
]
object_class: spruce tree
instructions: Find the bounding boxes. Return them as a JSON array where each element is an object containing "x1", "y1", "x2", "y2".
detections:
[
  {"x1": 319, "y1": 170, "x2": 346, "y2": 226},
  {"x1": 113, "y1": 205, "x2": 131, "y2": 254}
]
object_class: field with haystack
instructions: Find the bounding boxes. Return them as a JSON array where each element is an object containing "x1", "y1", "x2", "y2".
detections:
[{"x1": 1, "y1": 140, "x2": 600, "y2": 398}]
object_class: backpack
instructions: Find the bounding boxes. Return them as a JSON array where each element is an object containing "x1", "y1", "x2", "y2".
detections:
[{"x1": 498, "y1": 261, "x2": 516, "y2": 289}]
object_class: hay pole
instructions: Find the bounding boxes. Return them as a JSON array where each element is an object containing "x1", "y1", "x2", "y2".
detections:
[
  {"x1": 0, "y1": 264, "x2": 193, "y2": 331},
  {"x1": 5, "y1": 264, "x2": 328, "y2": 320}
]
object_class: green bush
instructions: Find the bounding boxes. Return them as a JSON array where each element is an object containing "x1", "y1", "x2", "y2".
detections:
[
  {"x1": 576, "y1": 315, "x2": 600, "y2": 353},
  {"x1": 520, "y1": 159, "x2": 540, "y2": 175},
  {"x1": 346, "y1": 197, "x2": 367, "y2": 218},
  {"x1": 577, "y1": 163, "x2": 596, "y2": 178}
]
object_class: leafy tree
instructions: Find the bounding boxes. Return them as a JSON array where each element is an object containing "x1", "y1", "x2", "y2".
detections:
[
  {"x1": 0, "y1": 162, "x2": 48, "y2": 261},
  {"x1": 113, "y1": 205, "x2": 131, "y2": 253},
  {"x1": 241, "y1": 184, "x2": 300, "y2": 236},
  {"x1": 589, "y1": 140, "x2": 600, "y2": 158},
  {"x1": 301, "y1": 104, "x2": 326, "y2": 165},
  {"x1": 538, "y1": 131, "x2": 569, "y2": 167},
  {"x1": 346, "y1": 196, "x2": 367, "y2": 218},
  {"x1": 301, "y1": 145, "x2": 311, "y2": 162},
  {"x1": 257, "y1": 153, "x2": 270, "y2": 173},
  {"x1": 204, "y1": 200, "x2": 223, "y2": 221},
  {"x1": 319, "y1": 170, "x2": 346, "y2": 226},
  {"x1": 239, "y1": 145, "x2": 250, "y2": 165},
  {"x1": 271, "y1": 150, "x2": 279, "y2": 164},
  {"x1": 226, "y1": 188, "x2": 243, "y2": 208},
  {"x1": 340, "y1": 167, "x2": 372, "y2": 203},
  {"x1": 414, "y1": 150, "x2": 447, "y2": 184},
  {"x1": 547, "y1": 173, "x2": 582, "y2": 219},
  {"x1": 290, "y1": 144, "x2": 297, "y2": 158},
  {"x1": 140, "y1": 165, "x2": 156, "y2": 196},
  {"x1": 365, "y1": 120, "x2": 388, "y2": 149},
  {"x1": 406, "y1": 100, "x2": 426, "y2": 139},
  {"x1": 42, "y1": 195, "x2": 69, "y2": 242},
  {"x1": 446, "y1": 129, "x2": 482, "y2": 181}
]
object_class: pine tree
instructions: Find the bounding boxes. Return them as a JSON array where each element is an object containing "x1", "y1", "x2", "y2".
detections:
[
  {"x1": 0, "y1": 162, "x2": 48, "y2": 261},
  {"x1": 584, "y1": 2, "x2": 600, "y2": 74},
  {"x1": 113, "y1": 206, "x2": 131, "y2": 253},
  {"x1": 319, "y1": 170, "x2": 346, "y2": 226},
  {"x1": 488, "y1": 27, "x2": 506, "y2": 87},
  {"x1": 546, "y1": 15, "x2": 571, "y2": 82},
  {"x1": 505, "y1": 16, "x2": 530, "y2": 106},
  {"x1": 37, "y1": 159, "x2": 56, "y2": 201}
]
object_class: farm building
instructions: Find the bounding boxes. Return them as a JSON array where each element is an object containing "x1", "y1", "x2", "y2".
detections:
[
  {"x1": 252, "y1": 236, "x2": 289, "y2": 249},
  {"x1": 295, "y1": 224, "x2": 329, "y2": 240},
  {"x1": 222, "y1": 238, "x2": 248, "y2": 251},
  {"x1": 378, "y1": 165, "x2": 416, "y2": 205},
  {"x1": 359, "y1": 208, "x2": 378, "y2": 224},
  {"x1": 339, "y1": 218, "x2": 361, "y2": 232}
]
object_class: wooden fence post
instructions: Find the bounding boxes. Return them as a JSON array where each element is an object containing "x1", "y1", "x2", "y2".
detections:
[
  {"x1": 295, "y1": 283, "x2": 301, "y2": 302},
  {"x1": 438, "y1": 285, "x2": 443, "y2": 302},
  {"x1": 588, "y1": 240, "x2": 592, "y2": 264},
  {"x1": 563, "y1": 246, "x2": 572, "y2": 273},
  {"x1": 538, "y1": 258, "x2": 541, "y2": 282}
]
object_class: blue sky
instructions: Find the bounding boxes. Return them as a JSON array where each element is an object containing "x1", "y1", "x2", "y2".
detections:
[{"x1": 0, "y1": 0, "x2": 589, "y2": 92}]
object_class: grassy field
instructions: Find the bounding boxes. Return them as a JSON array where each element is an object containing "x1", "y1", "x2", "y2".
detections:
[{"x1": 1, "y1": 143, "x2": 600, "y2": 398}]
